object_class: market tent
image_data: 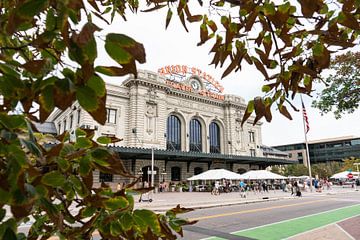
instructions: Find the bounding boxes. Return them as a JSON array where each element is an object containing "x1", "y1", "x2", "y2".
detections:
[
  {"x1": 187, "y1": 169, "x2": 242, "y2": 181},
  {"x1": 238, "y1": 170, "x2": 287, "y2": 180},
  {"x1": 330, "y1": 171, "x2": 359, "y2": 179}
]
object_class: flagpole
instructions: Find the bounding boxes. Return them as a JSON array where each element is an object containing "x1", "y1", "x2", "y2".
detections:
[{"x1": 301, "y1": 96, "x2": 313, "y2": 192}]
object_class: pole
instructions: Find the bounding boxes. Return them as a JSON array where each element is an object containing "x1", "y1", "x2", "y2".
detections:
[
  {"x1": 301, "y1": 96, "x2": 313, "y2": 191},
  {"x1": 151, "y1": 147, "x2": 154, "y2": 188}
]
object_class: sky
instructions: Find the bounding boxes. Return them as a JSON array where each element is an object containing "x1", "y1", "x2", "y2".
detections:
[{"x1": 94, "y1": 3, "x2": 360, "y2": 146}]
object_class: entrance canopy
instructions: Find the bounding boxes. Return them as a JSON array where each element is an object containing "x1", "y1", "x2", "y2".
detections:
[
  {"x1": 330, "y1": 171, "x2": 359, "y2": 179},
  {"x1": 187, "y1": 169, "x2": 242, "y2": 181},
  {"x1": 238, "y1": 170, "x2": 287, "y2": 180}
]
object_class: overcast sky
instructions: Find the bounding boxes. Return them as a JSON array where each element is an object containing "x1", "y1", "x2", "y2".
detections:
[{"x1": 95, "y1": 4, "x2": 360, "y2": 146}]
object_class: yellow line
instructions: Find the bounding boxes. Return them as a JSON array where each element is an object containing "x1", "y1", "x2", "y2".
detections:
[{"x1": 188, "y1": 199, "x2": 330, "y2": 221}]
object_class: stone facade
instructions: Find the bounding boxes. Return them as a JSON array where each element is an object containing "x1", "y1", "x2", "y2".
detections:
[{"x1": 47, "y1": 69, "x2": 280, "y2": 186}]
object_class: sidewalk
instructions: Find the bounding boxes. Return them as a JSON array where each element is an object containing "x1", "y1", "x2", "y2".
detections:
[{"x1": 134, "y1": 187, "x2": 358, "y2": 212}]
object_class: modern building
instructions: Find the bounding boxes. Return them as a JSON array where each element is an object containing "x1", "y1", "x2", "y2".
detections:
[
  {"x1": 47, "y1": 66, "x2": 294, "y2": 186},
  {"x1": 273, "y1": 136, "x2": 360, "y2": 166}
]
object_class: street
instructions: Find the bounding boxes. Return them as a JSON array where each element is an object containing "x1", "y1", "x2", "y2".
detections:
[{"x1": 180, "y1": 192, "x2": 360, "y2": 240}]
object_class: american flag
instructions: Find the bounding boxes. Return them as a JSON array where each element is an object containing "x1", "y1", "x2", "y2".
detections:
[{"x1": 302, "y1": 100, "x2": 310, "y2": 134}]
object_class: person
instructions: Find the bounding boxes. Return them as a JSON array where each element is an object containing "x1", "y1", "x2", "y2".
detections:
[
  {"x1": 212, "y1": 181, "x2": 220, "y2": 195},
  {"x1": 239, "y1": 180, "x2": 246, "y2": 198},
  {"x1": 294, "y1": 182, "x2": 302, "y2": 197}
]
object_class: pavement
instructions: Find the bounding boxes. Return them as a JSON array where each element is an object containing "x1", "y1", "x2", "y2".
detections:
[{"x1": 134, "y1": 186, "x2": 358, "y2": 213}]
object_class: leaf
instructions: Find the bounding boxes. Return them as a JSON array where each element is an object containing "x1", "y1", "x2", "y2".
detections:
[
  {"x1": 42, "y1": 171, "x2": 66, "y2": 187},
  {"x1": 104, "y1": 196, "x2": 129, "y2": 211},
  {"x1": 141, "y1": 4, "x2": 166, "y2": 12},
  {"x1": 133, "y1": 209, "x2": 161, "y2": 234},
  {"x1": 22, "y1": 60, "x2": 47, "y2": 75},
  {"x1": 76, "y1": 86, "x2": 98, "y2": 112},
  {"x1": 75, "y1": 137, "x2": 93, "y2": 149},
  {"x1": 18, "y1": 0, "x2": 49, "y2": 18},
  {"x1": 105, "y1": 33, "x2": 146, "y2": 64},
  {"x1": 97, "y1": 136, "x2": 111, "y2": 144},
  {"x1": 252, "y1": 57, "x2": 269, "y2": 79},
  {"x1": 87, "y1": 75, "x2": 105, "y2": 97},
  {"x1": 95, "y1": 66, "x2": 128, "y2": 76},
  {"x1": 241, "y1": 100, "x2": 254, "y2": 127},
  {"x1": 3, "y1": 227, "x2": 17, "y2": 240},
  {"x1": 279, "y1": 105, "x2": 293, "y2": 120},
  {"x1": 165, "y1": 8, "x2": 173, "y2": 29}
]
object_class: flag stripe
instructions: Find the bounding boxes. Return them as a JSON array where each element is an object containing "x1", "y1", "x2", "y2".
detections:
[{"x1": 302, "y1": 100, "x2": 310, "y2": 133}]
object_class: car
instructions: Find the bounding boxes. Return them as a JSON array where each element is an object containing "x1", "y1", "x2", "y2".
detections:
[{"x1": 195, "y1": 185, "x2": 208, "y2": 192}]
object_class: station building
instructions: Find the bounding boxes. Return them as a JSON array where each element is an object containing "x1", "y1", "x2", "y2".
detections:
[
  {"x1": 273, "y1": 136, "x2": 360, "y2": 166},
  {"x1": 47, "y1": 66, "x2": 294, "y2": 186}
]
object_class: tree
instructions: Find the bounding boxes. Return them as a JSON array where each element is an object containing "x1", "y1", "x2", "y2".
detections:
[
  {"x1": 341, "y1": 157, "x2": 360, "y2": 172},
  {"x1": 1, "y1": 0, "x2": 360, "y2": 238},
  {"x1": 153, "y1": 0, "x2": 360, "y2": 125},
  {"x1": 283, "y1": 164, "x2": 309, "y2": 177},
  {"x1": 0, "y1": 1, "x2": 195, "y2": 239},
  {"x1": 312, "y1": 51, "x2": 360, "y2": 119}
]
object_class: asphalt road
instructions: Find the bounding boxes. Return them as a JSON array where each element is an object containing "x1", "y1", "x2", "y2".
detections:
[{"x1": 179, "y1": 192, "x2": 360, "y2": 240}]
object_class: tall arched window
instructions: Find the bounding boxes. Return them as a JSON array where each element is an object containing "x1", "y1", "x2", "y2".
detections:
[
  {"x1": 189, "y1": 119, "x2": 202, "y2": 152},
  {"x1": 209, "y1": 122, "x2": 221, "y2": 153},
  {"x1": 171, "y1": 167, "x2": 181, "y2": 181},
  {"x1": 166, "y1": 115, "x2": 181, "y2": 150}
]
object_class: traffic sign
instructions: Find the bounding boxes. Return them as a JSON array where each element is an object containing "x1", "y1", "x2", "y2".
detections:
[{"x1": 347, "y1": 173, "x2": 353, "y2": 179}]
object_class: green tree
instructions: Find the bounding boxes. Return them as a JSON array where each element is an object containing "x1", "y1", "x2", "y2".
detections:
[
  {"x1": 0, "y1": 1, "x2": 195, "y2": 239},
  {"x1": 312, "y1": 52, "x2": 360, "y2": 119},
  {"x1": 283, "y1": 164, "x2": 309, "y2": 177},
  {"x1": 341, "y1": 157, "x2": 360, "y2": 172},
  {"x1": 2, "y1": 0, "x2": 360, "y2": 239}
]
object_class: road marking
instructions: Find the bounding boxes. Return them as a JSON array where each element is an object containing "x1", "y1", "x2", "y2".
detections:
[
  {"x1": 228, "y1": 204, "x2": 360, "y2": 240},
  {"x1": 189, "y1": 199, "x2": 329, "y2": 221}
]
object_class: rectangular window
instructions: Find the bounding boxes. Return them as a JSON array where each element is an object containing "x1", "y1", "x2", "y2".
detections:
[
  {"x1": 249, "y1": 131, "x2": 255, "y2": 142},
  {"x1": 106, "y1": 108, "x2": 117, "y2": 124},
  {"x1": 58, "y1": 123, "x2": 61, "y2": 134},
  {"x1": 77, "y1": 109, "x2": 81, "y2": 124},
  {"x1": 69, "y1": 114, "x2": 73, "y2": 129},
  {"x1": 63, "y1": 119, "x2": 66, "y2": 132},
  {"x1": 99, "y1": 172, "x2": 113, "y2": 182},
  {"x1": 250, "y1": 149, "x2": 256, "y2": 157}
]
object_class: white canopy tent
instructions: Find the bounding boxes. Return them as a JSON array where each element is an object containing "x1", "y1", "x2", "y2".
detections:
[
  {"x1": 187, "y1": 169, "x2": 243, "y2": 181},
  {"x1": 238, "y1": 170, "x2": 287, "y2": 180},
  {"x1": 330, "y1": 171, "x2": 359, "y2": 179}
]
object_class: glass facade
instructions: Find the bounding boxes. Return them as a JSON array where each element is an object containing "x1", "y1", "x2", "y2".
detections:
[
  {"x1": 209, "y1": 122, "x2": 221, "y2": 153},
  {"x1": 189, "y1": 119, "x2": 202, "y2": 152},
  {"x1": 166, "y1": 115, "x2": 181, "y2": 150}
]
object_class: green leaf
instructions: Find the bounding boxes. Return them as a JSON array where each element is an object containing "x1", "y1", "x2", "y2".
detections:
[
  {"x1": 81, "y1": 206, "x2": 97, "y2": 218},
  {"x1": 41, "y1": 171, "x2": 66, "y2": 187},
  {"x1": 104, "y1": 197, "x2": 129, "y2": 211},
  {"x1": 95, "y1": 66, "x2": 127, "y2": 76},
  {"x1": 262, "y1": 85, "x2": 271, "y2": 93},
  {"x1": 18, "y1": 0, "x2": 49, "y2": 18},
  {"x1": 0, "y1": 188, "x2": 11, "y2": 205},
  {"x1": 75, "y1": 137, "x2": 93, "y2": 149},
  {"x1": 105, "y1": 33, "x2": 145, "y2": 64},
  {"x1": 75, "y1": 128, "x2": 87, "y2": 137},
  {"x1": 0, "y1": 114, "x2": 26, "y2": 130},
  {"x1": 46, "y1": 8, "x2": 56, "y2": 30},
  {"x1": 79, "y1": 156, "x2": 91, "y2": 175},
  {"x1": 87, "y1": 75, "x2": 105, "y2": 97},
  {"x1": 97, "y1": 136, "x2": 111, "y2": 144},
  {"x1": 133, "y1": 209, "x2": 161, "y2": 234},
  {"x1": 110, "y1": 221, "x2": 123, "y2": 236},
  {"x1": 39, "y1": 85, "x2": 55, "y2": 112},
  {"x1": 0, "y1": 209, "x2": 6, "y2": 221},
  {"x1": 120, "y1": 213, "x2": 134, "y2": 231},
  {"x1": 76, "y1": 86, "x2": 98, "y2": 111},
  {"x1": 312, "y1": 42, "x2": 324, "y2": 57},
  {"x1": 3, "y1": 227, "x2": 17, "y2": 240},
  {"x1": 57, "y1": 157, "x2": 70, "y2": 171}
]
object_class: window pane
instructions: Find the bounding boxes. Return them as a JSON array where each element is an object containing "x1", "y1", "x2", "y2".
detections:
[
  {"x1": 166, "y1": 115, "x2": 181, "y2": 150},
  {"x1": 209, "y1": 122, "x2": 220, "y2": 153},
  {"x1": 171, "y1": 167, "x2": 181, "y2": 181},
  {"x1": 107, "y1": 108, "x2": 117, "y2": 124},
  {"x1": 189, "y1": 119, "x2": 202, "y2": 152}
]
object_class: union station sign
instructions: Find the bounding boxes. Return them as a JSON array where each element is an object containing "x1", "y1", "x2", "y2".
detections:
[{"x1": 158, "y1": 65, "x2": 225, "y2": 100}]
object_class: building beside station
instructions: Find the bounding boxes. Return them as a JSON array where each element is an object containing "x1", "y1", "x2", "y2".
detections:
[
  {"x1": 273, "y1": 136, "x2": 360, "y2": 166},
  {"x1": 47, "y1": 66, "x2": 294, "y2": 186}
]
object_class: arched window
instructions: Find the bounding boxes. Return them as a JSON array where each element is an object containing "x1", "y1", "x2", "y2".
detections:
[
  {"x1": 171, "y1": 167, "x2": 181, "y2": 181},
  {"x1": 189, "y1": 119, "x2": 202, "y2": 152},
  {"x1": 209, "y1": 122, "x2": 221, "y2": 153},
  {"x1": 194, "y1": 167, "x2": 203, "y2": 175},
  {"x1": 166, "y1": 115, "x2": 181, "y2": 150}
]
